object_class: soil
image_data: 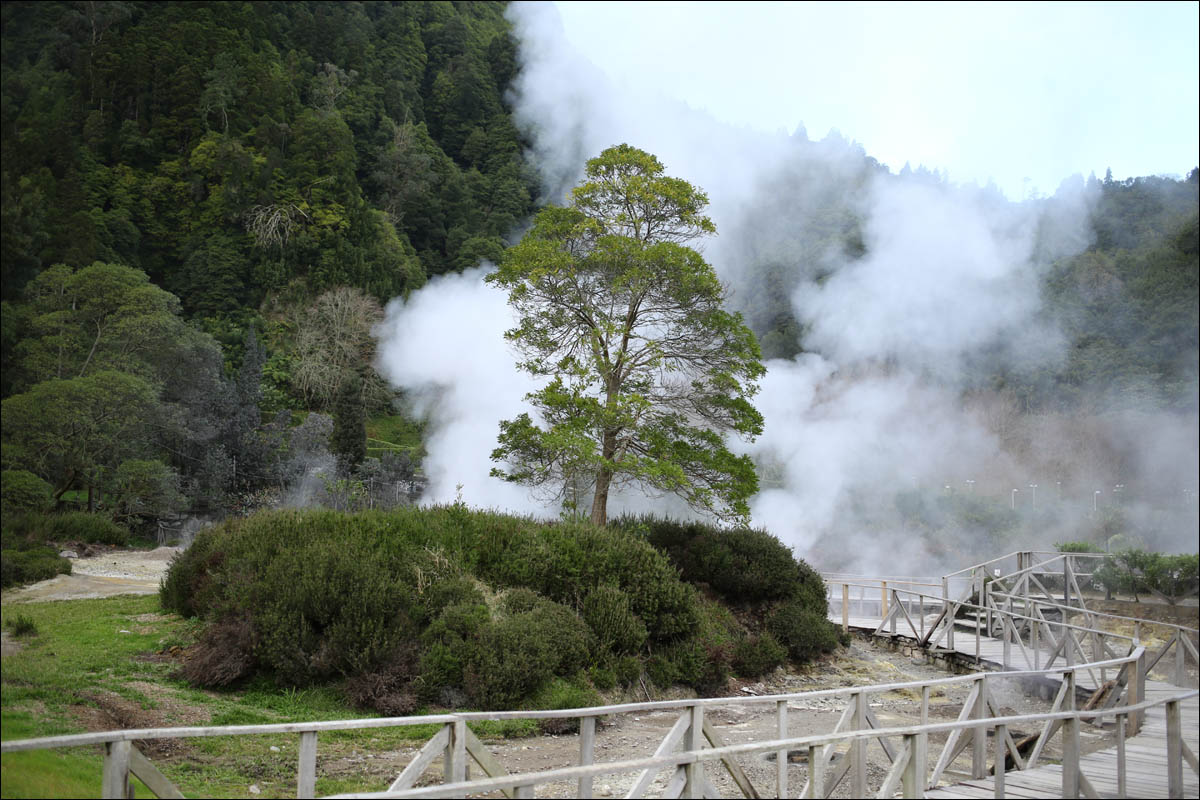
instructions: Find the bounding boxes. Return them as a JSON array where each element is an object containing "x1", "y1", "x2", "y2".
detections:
[{"x1": 0, "y1": 546, "x2": 178, "y2": 603}]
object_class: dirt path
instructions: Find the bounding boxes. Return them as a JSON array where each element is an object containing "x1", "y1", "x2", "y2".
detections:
[{"x1": 1, "y1": 546, "x2": 178, "y2": 603}]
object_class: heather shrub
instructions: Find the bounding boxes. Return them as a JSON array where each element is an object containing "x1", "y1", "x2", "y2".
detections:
[
  {"x1": 43, "y1": 512, "x2": 129, "y2": 545},
  {"x1": 1, "y1": 470, "x2": 53, "y2": 515},
  {"x1": 179, "y1": 614, "x2": 258, "y2": 688},
  {"x1": 581, "y1": 585, "x2": 648, "y2": 654},
  {"x1": 0, "y1": 547, "x2": 70, "y2": 588},
  {"x1": 733, "y1": 633, "x2": 787, "y2": 678},
  {"x1": 767, "y1": 600, "x2": 840, "y2": 661}
]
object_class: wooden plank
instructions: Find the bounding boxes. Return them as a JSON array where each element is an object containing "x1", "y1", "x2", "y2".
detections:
[
  {"x1": 701, "y1": 718, "x2": 759, "y2": 799},
  {"x1": 102, "y1": 740, "x2": 131, "y2": 800},
  {"x1": 624, "y1": 710, "x2": 690, "y2": 799},
  {"x1": 389, "y1": 725, "x2": 450, "y2": 792},
  {"x1": 129, "y1": 745, "x2": 185, "y2": 800},
  {"x1": 297, "y1": 731, "x2": 317, "y2": 800},
  {"x1": 463, "y1": 726, "x2": 515, "y2": 799},
  {"x1": 579, "y1": 715, "x2": 596, "y2": 799}
]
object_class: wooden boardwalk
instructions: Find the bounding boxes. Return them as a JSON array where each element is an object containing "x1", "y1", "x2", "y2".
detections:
[{"x1": 835, "y1": 608, "x2": 1200, "y2": 798}]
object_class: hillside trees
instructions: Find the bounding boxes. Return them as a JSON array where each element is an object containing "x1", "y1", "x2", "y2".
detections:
[{"x1": 488, "y1": 145, "x2": 765, "y2": 525}]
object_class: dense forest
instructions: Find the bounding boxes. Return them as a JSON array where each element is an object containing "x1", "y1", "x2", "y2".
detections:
[
  {"x1": 1, "y1": 0, "x2": 1197, "y2": 540},
  {"x1": 2, "y1": 1, "x2": 535, "y2": 522}
]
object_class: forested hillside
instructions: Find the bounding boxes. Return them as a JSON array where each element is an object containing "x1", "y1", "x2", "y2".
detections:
[{"x1": 1, "y1": 1, "x2": 537, "y2": 526}]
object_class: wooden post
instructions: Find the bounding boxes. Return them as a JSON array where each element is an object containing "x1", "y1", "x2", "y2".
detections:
[
  {"x1": 920, "y1": 685, "x2": 930, "y2": 727},
  {"x1": 297, "y1": 731, "x2": 317, "y2": 799},
  {"x1": 993, "y1": 723, "x2": 1006, "y2": 799},
  {"x1": 1032, "y1": 616, "x2": 1040, "y2": 670},
  {"x1": 1131, "y1": 649, "x2": 1146, "y2": 734},
  {"x1": 943, "y1": 577, "x2": 954, "y2": 650},
  {"x1": 578, "y1": 716, "x2": 595, "y2": 799},
  {"x1": 444, "y1": 720, "x2": 466, "y2": 784},
  {"x1": 684, "y1": 704, "x2": 704, "y2": 799},
  {"x1": 842, "y1": 584, "x2": 849, "y2": 633},
  {"x1": 901, "y1": 733, "x2": 924, "y2": 799},
  {"x1": 102, "y1": 740, "x2": 132, "y2": 799},
  {"x1": 1062, "y1": 712, "x2": 1081, "y2": 799},
  {"x1": 881, "y1": 581, "x2": 889, "y2": 618},
  {"x1": 1174, "y1": 632, "x2": 1186, "y2": 687},
  {"x1": 851, "y1": 691, "x2": 866, "y2": 797},
  {"x1": 1167, "y1": 699, "x2": 1183, "y2": 799},
  {"x1": 972, "y1": 676, "x2": 987, "y2": 779},
  {"x1": 806, "y1": 744, "x2": 822, "y2": 799},
  {"x1": 1116, "y1": 712, "x2": 1127, "y2": 798},
  {"x1": 776, "y1": 700, "x2": 788, "y2": 798}
]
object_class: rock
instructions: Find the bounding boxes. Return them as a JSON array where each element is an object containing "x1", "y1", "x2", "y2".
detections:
[
  {"x1": 270, "y1": 745, "x2": 281, "y2": 752},
  {"x1": 249, "y1": 785, "x2": 261, "y2": 795},
  {"x1": 59, "y1": 550, "x2": 78, "y2": 559},
  {"x1": 118, "y1": 629, "x2": 132, "y2": 634}
]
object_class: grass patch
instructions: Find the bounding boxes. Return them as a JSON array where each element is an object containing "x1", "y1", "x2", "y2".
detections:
[
  {"x1": 365, "y1": 414, "x2": 425, "y2": 461},
  {"x1": 1, "y1": 593, "x2": 541, "y2": 799}
]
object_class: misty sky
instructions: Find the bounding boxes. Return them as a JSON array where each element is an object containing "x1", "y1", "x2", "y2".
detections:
[{"x1": 552, "y1": 1, "x2": 1200, "y2": 199}]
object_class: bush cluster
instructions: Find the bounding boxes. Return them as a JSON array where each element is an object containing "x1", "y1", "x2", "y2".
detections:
[
  {"x1": 0, "y1": 547, "x2": 71, "y2": 588},
  {"x1": 162, "y1": 508, "x2": 840, "y2": 712}
]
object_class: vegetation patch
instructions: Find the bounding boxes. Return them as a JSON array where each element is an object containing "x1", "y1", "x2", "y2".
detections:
[{"x1": 161, "y1": 508, "x2": 838, "y2": 712}]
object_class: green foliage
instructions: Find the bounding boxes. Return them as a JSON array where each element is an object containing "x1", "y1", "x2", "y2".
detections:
[
  {"x1": 331, "y1": 374, "x2": 367, "y2": 476},
  {"x1": 1, "y1": 469, "x2": 53, "y2": 515},
  {"x1": 581, "y1": 585, "x2": 648, "y2": 654},
  {"x1": 625, "y1": 516, "x2": 827, "y2": 610},
  {"x1": 732, "y1": 634, "x2": 788, "y2": 678},
  {"x1": 1094, "y1": 549, "x2": 1200, "y2": 603},
  {"x1": 111, "y1": 459, "x2": 183, "y2": 522},
  {"x1": 42, "y1": 512, "x2": 130, "y2": 545},
  {"x1": 766, "y1": 600, "x2": 841, "y2": 662},
  {"x1": 6, "y1": 614, "x2": 38, "y2": 637},
  {"x1": 488, "y1": 145, "x2": 764, "y2": 526},
  {"x1": 0, "y1": 547, "x2": 70, "y2": 588},
  {"x1": 1055, "y1": 541, "x2": 1104, "y2": 553}
]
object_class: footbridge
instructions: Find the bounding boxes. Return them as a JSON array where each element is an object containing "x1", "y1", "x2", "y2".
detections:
[{"x1": 3, "y1": 550, "x2": 1197, "y2": 798}]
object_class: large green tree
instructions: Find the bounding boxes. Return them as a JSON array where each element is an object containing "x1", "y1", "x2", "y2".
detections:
[{"x1": 487, "y1": 145, "x2": 765, "y2": 526}]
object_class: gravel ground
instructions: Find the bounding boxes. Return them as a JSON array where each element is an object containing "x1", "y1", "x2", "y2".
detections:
[{"x1": 1, "y1": 546, "x2": 178, "y2": 603}]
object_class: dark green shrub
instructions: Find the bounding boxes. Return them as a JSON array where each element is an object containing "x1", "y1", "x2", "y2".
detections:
[
  {"x1": 529, "y1": 677, "x2": 601, "y2": 733},
  {"x1": 647, "y1": 638, "x2": 706, "y2": 689},
  {"x1": 159, "y1": 526, "x2": 225, "y2": 618},
  {"x1": 620, "y1": 515, "x2": 828, "y2": 615},
  {"x1": 0, "y1": 547, "x2": 71, "y2": 588},
  {"x1": 421, "y1": 577, "x2": 485, "y2": 621},
  {"x1": 465, "y1": 600, "x2": 592, "y2": 709},
  {"x1": 1, "y1": 470, "x2": 53, "y2": 515},
  {"x1": 589, "y1": 665, "x2": 617, "y2": 690},
  {"x1": 733, "y1": 633, "x2": 787, "y2": 678},
  {"x1": 44, "y1": 512, "x2": 129, "y2": 545},
  {"x1": 501, "y1": 587, "x2": 544, "y2": 615},
  {"x1": 614, "y1": 655, "x2": 643, "y2": 688},
  {"x1": 766, "y1": 600, "x2": 841, "y2": 661},
  {"x1": 581, "y1": 585, "x2": 648, "y2": 654},
  {"x1": 419, "y1": 602, "x2": 491, "y2": 702}
]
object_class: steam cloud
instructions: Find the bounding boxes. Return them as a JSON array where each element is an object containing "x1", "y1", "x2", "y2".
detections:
[{"x1": 375, "y1": 2, "x2": 1198, "y2": 570}]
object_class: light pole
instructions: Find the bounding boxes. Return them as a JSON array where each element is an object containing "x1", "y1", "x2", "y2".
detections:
[
  {"x1": 1029, "y1": 483, "x2": 1038, "y2": 508},
  {"x1": 1093, "y1": 490, "x2": 1101, "y2": 512},
  {"x1": 1113, "y1": 484, "x2": 1125, "y2": 506},
  {"x1": 965, "y1": 479, "x2": 975, "y2": 493},
  {"x1": 1056, "y1": 480, "x2": 1061, "y2": 500},
  {"x1": 1011, "y1": 488, "x2": 1019, "y2": 509}
]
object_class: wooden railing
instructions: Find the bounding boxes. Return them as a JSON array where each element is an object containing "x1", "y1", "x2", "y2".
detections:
[{"x1": 7, "y1": 647, "x2": 1194, "y2": 798}]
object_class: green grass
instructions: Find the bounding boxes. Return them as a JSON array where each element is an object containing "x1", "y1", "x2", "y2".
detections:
[
  {"x1": 364, "y1": 413, "x2": 425, "y2": 460},
  {"x1": 1, "y1": 594, "x2": 539, "y2": 798}
]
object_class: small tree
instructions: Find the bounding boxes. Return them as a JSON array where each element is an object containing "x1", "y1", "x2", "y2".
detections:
[
  {"x1": 331, "y1": 374, "x2": 367, "y2": 476},
  {"x1": 487, "y1": 145, "x2": 764, "y2": 525}
]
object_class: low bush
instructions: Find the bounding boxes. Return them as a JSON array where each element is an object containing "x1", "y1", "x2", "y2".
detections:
[
  {"x1": 529, "y1": 677, "x2": 601, "y2": 733},
  {"x1": 43, "y1": 512, "x2": 129, "y2": 545},
  {"x1": 766, "y1": 600, "x2": 841, "y2": 661},
  {"x1": 618, "y1": 515, "x2": 828, "y2": 615},
  {"x1": 179, "y1": 614, "x2": 258, "y2": 688},
  {"x1": 0, "y1": 547, "x2": 70, "y2": 588},
  {"x1": 733, "y1": 633, "x2": 787, "y2": 678},
  {"x1": 581, "y1": 585, "x2": 648, "y2": 654}
]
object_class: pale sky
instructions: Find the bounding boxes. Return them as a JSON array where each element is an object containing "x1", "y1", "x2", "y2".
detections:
[{"x1": 551, "y1": 1, "x2": 1200, "y2": 199}]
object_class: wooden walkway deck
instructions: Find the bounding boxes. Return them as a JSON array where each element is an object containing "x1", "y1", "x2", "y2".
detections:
[{"x1": 835, "y1": 610, "x2": 1200, "y2": 798}]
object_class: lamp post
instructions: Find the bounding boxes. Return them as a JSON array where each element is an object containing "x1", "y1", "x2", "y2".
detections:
[
  {"x1": 1093, "y1": 490, "x2": 1101, "y2": 512},
  {"x1": 1029, "y1": 483, "x2": 1038, "y2": 508},
  {"x1": 1113, "y1": 484, "x2": 1125, "y2": 506},
  {"x1": 1011, "y1": 488, "x2": 1019, "y2": 509},
  {"x1": 965, "y1": 479, "x2": 975, "y2": 493},
  {"x1": 1056, "y1": 480, "x2": 1061, "y2": 500}
]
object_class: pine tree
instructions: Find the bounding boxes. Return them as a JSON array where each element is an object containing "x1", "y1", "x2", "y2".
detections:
[{"x1": 331, "y1": 373, "x2": 367, "y2": 476}]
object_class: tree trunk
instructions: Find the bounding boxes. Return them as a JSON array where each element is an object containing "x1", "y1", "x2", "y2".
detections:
[
  {"x1": 87, "y1": 484, "x2": 96, "y2": 513},
  {"x1": 590, "y1": 467, "x2": 612, "y2": 526}
]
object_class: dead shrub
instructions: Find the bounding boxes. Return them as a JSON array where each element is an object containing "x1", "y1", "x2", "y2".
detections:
[
  {"x1": 179, "y1": 615, "x2": 257, "y2": 688},
  {"x1": 343, "y1": 643, "x2": 420, "y2": 716}
]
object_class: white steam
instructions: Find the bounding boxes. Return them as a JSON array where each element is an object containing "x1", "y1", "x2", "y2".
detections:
[{"x1": 373, "y1": 2, "x2": 1198, "y2": 567}]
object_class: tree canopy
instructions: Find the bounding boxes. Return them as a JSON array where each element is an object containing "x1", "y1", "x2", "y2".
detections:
[{"x1": 487, "y1": 145, "x2": 765, "y2": 525}]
